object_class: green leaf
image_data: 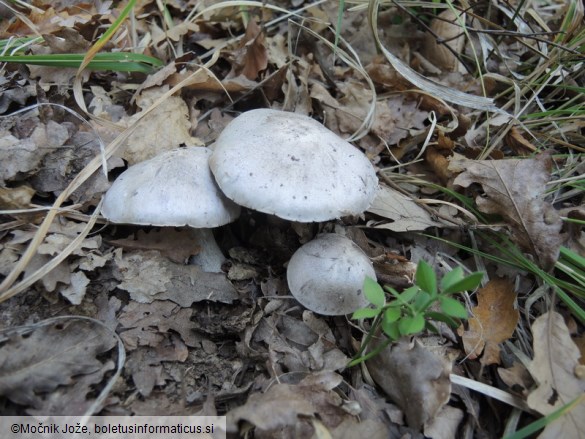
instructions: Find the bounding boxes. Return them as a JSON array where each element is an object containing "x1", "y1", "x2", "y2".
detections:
[
  {"x1": 415, "y1": 260, "x2": 437, "y2": 295},
  {"x1": 381, "y1": 319, "x2": 400, "y2": 340},
  {"x1": 426, "y1": 311, "x2": 459, "y2": 328},
  {"x1": 398, "y1": 314, "x2": 426, "y2": 335},
  {"x1": 391, "y1": 286, "x2": 420, "y2": 304},
  {"x1": 352, "y1": 307, "x2": 381, "y2": 320},
  {"x1": 0, "y1": 52, "x2": 163, "y2": 73},
  {"x1": 413, "y1": 291, "x2": 432, "y2": 313},
  {"x1": 438, "y1": 296, "x2": 468, "y2": 319},
  {"x1": 442, "y1": 272, "x2": 484, "y2": 294},
  {"x1": 384, "y1": 306, "x2": 401, "y2": 323},
  {"x1": 440, "y1": 266, "x2": 464, "y2": 291},
  {"x1": 363, "y1": 277, "x2": 385, "y2": 308}
]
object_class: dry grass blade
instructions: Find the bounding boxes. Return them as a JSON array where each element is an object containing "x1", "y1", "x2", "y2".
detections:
[
  {"x1": 289, "y1": 21, "x2": 376, "y2": 141},
  {"x1": 0, "y1": 201, "x2": 101, "y2": 303},
  {"x1": 450, "y1": 374, "x2": 538, "y2": 415},
  {"x1": 367, "y1": 0, "x2": 504, "y2": 113}
]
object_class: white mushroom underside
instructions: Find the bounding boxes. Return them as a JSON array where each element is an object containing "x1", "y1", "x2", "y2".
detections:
[
  {"x1": 209, "y1": 109, "x2": 378, "y2": 222},
  {"x1": 287, "y1": 233, "x2": 376, "y2": 315}
]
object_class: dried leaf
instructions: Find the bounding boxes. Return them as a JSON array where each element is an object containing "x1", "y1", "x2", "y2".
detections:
[
  {"x1": 458, "y1": 278, "x2": 519, "y2": 365},
  {"x1": 112, "y1": 249, "x2": 238, "y2": 306},
  {"x1": 423, "y1": 405, "x2": 464, "y2": 439},
  {"x1": 0, "y1": 320, "x2": 116, "y2": 409},
  {"x1": 526, "y1": 312, "x2": 585, "y2": 438},
  {"x1": 60, "y1": 270, "x2": 90, "y2": 305},
  {"x1": 229, "y1": 20, "x2": 268, "y2": 81},
  {"x1": 367, "y1": 185, "x2": 443, "y2": 231},
  {"x1": 366, "y1": 338, "x2": 452, "y2": 429},
  {"x1": 226, "y1": 372, "x2": 345, "y2": 435},
  {"x1": 122, "y1": 88, "x2": 198, "y2": 165},
  {"x1": 505, "y1": 126, "x2": 537, "y2": 155},
  {"x1": 423, "y1": 10, "x2": 465, "y2": 72},
  {"x1": 498, "y1": 361, "x2": 535, "y2": 395},
  {"x1": 451, "y1": 153, "x2": 564, "y2": 269},
  {"x1": 0, "y1": 185, "x2": 35, "y2": 209},
  {"x1": 118, "y1": 300, "x2": 202, "y2": 349},
  {"x1": 110, "y1": 229, "x2": 199, "y2": 264}
]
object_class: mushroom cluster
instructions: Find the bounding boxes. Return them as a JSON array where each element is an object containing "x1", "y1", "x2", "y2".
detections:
[{"x1": 102, "y1": 109, "x2": 378, "y2": 315}]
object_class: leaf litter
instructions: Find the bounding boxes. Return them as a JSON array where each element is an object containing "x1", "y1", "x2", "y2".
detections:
[{"x1": 0, "y1": 1, "x2": 583, "y2": 437}]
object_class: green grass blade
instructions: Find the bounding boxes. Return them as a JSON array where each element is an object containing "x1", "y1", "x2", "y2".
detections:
[
  {"x1": 503, "y1": 394, "x2": 585, "y2": 439},
  {"x1": 0, "y1": 52, "x2": 162, "y2": 73}
]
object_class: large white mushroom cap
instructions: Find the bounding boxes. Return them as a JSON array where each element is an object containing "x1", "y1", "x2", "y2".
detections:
[
  {"x1": 287, "y1": 233, "x2": 376, "y2": 315},
  {"x1": 209, "y1": 109, "x2": 378, "y2": 222},
  {"x1": 102, "y1": 147, "x2": 241, "y2": 227}
]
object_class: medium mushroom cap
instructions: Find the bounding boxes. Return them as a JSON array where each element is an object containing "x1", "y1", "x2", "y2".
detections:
[
  {"x1": 209, "y1": 109, "x2": 378, "y2": 222},
  {"x1": 102, "y1": 148, "x2": 241, "y2": 227},
  {"x1": 287, "y1": 233, "x2": 375, "y2": 315}
]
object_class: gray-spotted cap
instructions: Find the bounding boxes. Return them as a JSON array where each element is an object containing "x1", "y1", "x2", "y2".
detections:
[
  {"x1": 209, "y1": 109, "x2": 378, "y2": 222},
  {"x1": 102, "y1": 147, "x2": 241, "y2": 227}
]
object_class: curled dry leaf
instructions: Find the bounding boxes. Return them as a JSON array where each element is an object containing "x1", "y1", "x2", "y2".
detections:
[
  {"x1": 366, "y1": 338, "x2": 452, "y2": 430},
  {"x1": 423, "y1": 10, "x2": 466, "y2": 72},
  {"x1": 458, "y1": 278, "x2": 519, "y2": 365},
  {"x1": 109, "y1": 229, "x2": 200, "y2": 264},
  {"x1": 122, "y1": 88, "x2": 199, "y2": 165},
  {"x1": 505, "y1": 126, "x2": 537, "y2": 155},
  {"x1": 228, "y1": 19, "x2": 268, "y2": 81},
  {"x1": 0, "y1": 319, "x2": 116, "y2": 412},
  {"x1": 112, "y1": 249, "x2": 238, "y2": 306},
  {"x1": 367, "y1": 185, "x2": 443, "y2": 231},
  {"x1": 226, "y1": 371, "x2": 348, "y2": 436},
  {"x1": 450, "y1": 152, "x2": 564, "y2": 269},
  {"x1": 526, "y1": 312, "x2": 585, "y2": 439}
]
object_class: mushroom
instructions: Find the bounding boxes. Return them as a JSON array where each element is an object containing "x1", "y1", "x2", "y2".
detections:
[
  {"x1": 287, "y1": 233, "x2": 375, "y2": 315},
  {"x1": 102, "y1": 147, "x2": 241, "y2": 272},
  {"x1": 209, "y1": 109, "x2": 378, "y2": 222}
]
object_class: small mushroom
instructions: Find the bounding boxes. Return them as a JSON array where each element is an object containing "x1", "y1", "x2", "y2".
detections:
[
  {"x1": 209, "y1": 109, "x2": 378, "y2": 222},
  {"x1": 102, "y1": 147, "x2": 241, "y2": 272},
  {"x1": 287, "y1": 233, "x2": 376, "y2": 315}
]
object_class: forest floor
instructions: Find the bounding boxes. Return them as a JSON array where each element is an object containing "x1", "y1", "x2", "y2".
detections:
[{"x1": 0, "y1": 1, "x2": 584, "y2": 438}]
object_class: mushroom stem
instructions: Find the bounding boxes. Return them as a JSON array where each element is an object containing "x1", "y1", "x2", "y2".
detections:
[{"x1": 189, "y1": 228, "x2": 226, "y2": 273}]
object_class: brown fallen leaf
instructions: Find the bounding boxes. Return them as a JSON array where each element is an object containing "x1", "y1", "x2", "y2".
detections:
[
  {"x1": 450, "y1": 152, "x2": 564, "y2": 269},
  {"x1": 526, "y1": 312, "x2": 585, "y2": 439},
  {"x1": 498, "y1": 361, "x2": 535, "y2": 396},
  {"x1": 109, "y1": 229, "x2": 199, "y2": 264},
  {"x1": 228, "y1": 19, "x2": 268, "y2": 81},
  {"x1": 121, "y1": 88, "x2": 199, "y2": 165},
  {"x1": 425, "y1": 146, "x2": 452, "y2": 185},
  {"x1": 367, "y1": 185, "x2": 444, "y2": 232},
  {"x1": 423, "y1": 10, "x2": 466, "y2": 72},
  {"x1": 0, "y1": 185, "x2": 35, "y2": 209},
  {"x1": 226, "y1": 371, "x2": 348, "y2": 436},
  {"x1": 0, "y1": 319, "x2": 116, "y2": 411},
  {"x1": 366, "y1": 338, "x2": 452, "y2": 430},
  {"x1": 112, "y1": 249, "x2": 239, "y2": 306},
  {"x1": 118, "y1": 300, "x2": 202, "y2": 349},
  {"x1": 506, "y1": 126, "x2": 538, "y2": 155},
  {"x1": 458, "y1": 278, "x2": 519, "y2": 365}
]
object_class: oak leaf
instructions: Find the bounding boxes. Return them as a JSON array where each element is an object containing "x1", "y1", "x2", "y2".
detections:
[
  {"x1": 0, "y1": 319, "x2": 116, "y2": 411},
  {"x1": 526, "y1": 312, "x2": 585, "y2": 439},
  {"x1": 458, "y1": 278, "x2": 519, "y2": 365},
  {"x1": 450, "y1": 153, "x2": 564, "y2": 269}
]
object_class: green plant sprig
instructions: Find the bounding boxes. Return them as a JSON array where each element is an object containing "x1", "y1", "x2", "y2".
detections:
[{"x1": 349, "y1": 260, "x2": 483, "y2": 367}]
